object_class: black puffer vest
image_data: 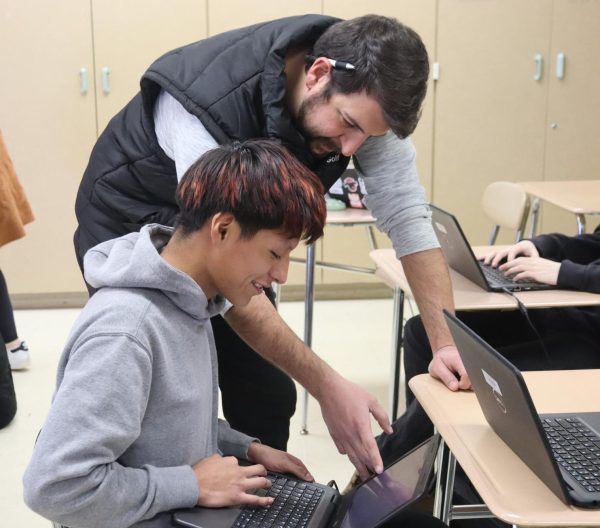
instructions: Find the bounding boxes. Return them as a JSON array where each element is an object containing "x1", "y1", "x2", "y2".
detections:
[{"x1": 74, "y1": 14, "x2": 349, "y2": 268}]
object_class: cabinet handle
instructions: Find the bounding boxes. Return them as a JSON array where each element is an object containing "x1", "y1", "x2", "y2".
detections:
[
  {"x1": 556, "y1": 52, "x2": 565, "y2": 80},
  {"x1": 101, "y1": 66, "x2": 111, "y2": 94},
  {"x1": 533, "y1": 53, "x2": 543, "y2": 81},
  {"x1": 79, "y1": 67, "x2": 89, "y2": 95}
]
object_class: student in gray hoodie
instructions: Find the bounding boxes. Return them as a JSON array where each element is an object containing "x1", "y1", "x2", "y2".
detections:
[{"x1": 22, "y1": 140, "x2": 327, "y2": 528}]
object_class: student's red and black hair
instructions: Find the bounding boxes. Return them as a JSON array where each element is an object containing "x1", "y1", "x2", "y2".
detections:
[{"x1": 175, "y1": 139, "x2": 326, "y2": 244}]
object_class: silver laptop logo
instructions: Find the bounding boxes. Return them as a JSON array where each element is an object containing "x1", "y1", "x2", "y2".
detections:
[{"x1": 482, "y1": 368, "x2": 507, "y2": 414}]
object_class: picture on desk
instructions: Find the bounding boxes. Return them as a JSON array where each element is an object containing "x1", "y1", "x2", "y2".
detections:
[{"x1": 444, "y1": 310, "x2": 600, "y2": 508}]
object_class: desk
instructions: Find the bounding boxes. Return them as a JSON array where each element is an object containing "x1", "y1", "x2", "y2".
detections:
[
  {"x1": 519, "y1": 180, "x2": 600, "y2": 235},
  {"x1": 410, "y1": 371, "x2": 600, "y2": 526},
  {"x1": 370, "y1": 247, "x2": 600, "y2": 420},
  {"x1": 294, "y1": 208, "x2": 378, "y2": 434}
]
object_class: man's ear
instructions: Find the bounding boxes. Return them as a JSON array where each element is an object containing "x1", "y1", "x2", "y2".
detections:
[
  {"x1": 210, "y1": 212, "x2": 235, "y2": 243},
  {"x1": 305, "y1": 57, "x2": 332, "y2": 90}
]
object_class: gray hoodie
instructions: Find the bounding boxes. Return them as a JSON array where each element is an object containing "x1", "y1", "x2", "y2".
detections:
[{"x1": 23, "y1": 224, "x2": 255, "y2": 528}]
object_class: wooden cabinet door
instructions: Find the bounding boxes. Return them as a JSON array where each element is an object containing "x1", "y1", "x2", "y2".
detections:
[
  {"x1": 539, "y1": 0, "x2": 600, "y2": 235},
  {"x1": 207, "y1": 0, "x2": 322, "y2": 36},
  {"x1": 0, "y1": 0, "x2": 97, "y2": 295},
  {"x1": 92, "y1": 0, "x2": 208, "y2": 135},
  {"x1": 433, "y1": 0, "x2": 551, "y2": 245}
]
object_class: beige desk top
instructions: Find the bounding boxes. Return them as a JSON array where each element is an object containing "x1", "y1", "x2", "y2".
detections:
[
  {"x1": 369, "y1": 247, "x2": 600, "y2": 311},
  {"x1": 325, "y1": 208, "x2": 375, "y2": 225},
  {"x1": 519, "y1": 180, "x2": 600, "y2": 215},
  {"x1": 410, "y1": 371, "x2": 600, "y2": 526}
]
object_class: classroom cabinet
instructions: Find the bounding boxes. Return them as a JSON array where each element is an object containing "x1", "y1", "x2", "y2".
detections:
[
  {"x1": 0, "y1": 0, "x2": 97, "y2": 297},
  {"x1": 3, "y1": 0, "x2": 600, "y2": 301},
  {"x1": 0, "y1": 0, "x2": 207, "y2": 298},
  {"x1": 432, "y1": 0, "x2": 600, "y2": 244},
  {"x1": 541, "y1": 0, "x2": 600, "y2": 235}
]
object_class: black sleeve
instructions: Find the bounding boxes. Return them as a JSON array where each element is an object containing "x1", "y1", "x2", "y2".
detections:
[{"x1": 533, "y1": 224, "x2": 600, "y2": 293}]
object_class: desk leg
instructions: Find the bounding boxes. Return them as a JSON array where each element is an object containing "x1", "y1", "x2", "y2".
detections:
[
  {"x1": 389, "y1": 288, "x2": 404, "y2": 422},
  {"x1": 576, "y1": 213, "x2": 586, "y2": 235},
  {"x1": 300, "y1": 242, "x2": 316, "y2": 435},
  {"x1": 442, "y1": 450, "x2": 457, "y2": 525},
  {"x1": 433, "y1": 438, "x2": 446, "y2": 519}
]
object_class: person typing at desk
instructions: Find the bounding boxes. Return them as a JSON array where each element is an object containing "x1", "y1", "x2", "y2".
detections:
[{"x1": 375, "y1": 225, "x2": 600, "y2": 527}]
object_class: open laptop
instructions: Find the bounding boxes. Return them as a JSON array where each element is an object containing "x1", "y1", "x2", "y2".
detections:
[
  {"x1": 172, "y1": 435, "x2": 439, "y2": 528},
  {"x1": 430, "y1": 205, "x2": 551, "y2": 291},
  {"x1": 444, "y1": 310, "x2": 600, "y2": 508}
]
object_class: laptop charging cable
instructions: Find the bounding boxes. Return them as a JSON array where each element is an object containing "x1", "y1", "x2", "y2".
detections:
[{"x1": 500, "y1": 287, "x2": 554, "y2": 368}]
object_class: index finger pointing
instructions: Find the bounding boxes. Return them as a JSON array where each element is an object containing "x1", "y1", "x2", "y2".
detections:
[{"x1": 370, "y1": 398, "x2": 393, "y2": 435}]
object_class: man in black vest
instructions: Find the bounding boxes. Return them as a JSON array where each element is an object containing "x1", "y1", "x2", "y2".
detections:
[{"x1": 74, "y1": 14, "x2": 461, "y2": 480}]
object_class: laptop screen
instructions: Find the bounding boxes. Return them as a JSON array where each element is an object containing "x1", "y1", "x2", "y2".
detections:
[{"x1": 338, "y1": 436, "x2": 437, "y2": 528}]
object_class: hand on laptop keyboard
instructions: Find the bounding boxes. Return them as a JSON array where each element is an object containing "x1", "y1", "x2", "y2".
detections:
[
  {"x1": 479, "y1": 241, "x2": 559, "y2": 286},
  {"x1": 247, "y1": 443, "x2": 314, "y2": 483},
  {"x1": 480, "y1": 240, "x2": 539, "y2": 268},
  {"x1": 193, "y1": 454, "x2": 274, "y2": 508},
  {"x1": 498, "y1": 256, "x2": 560, "y2": 286}
]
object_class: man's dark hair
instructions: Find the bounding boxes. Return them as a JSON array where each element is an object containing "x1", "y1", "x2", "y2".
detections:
[
  {"x1": 176, "y1": 139, "x2": 326, "y2": 243},
  {"x1": 309, "y1": 14, "x2": 429, "y2": 139}
]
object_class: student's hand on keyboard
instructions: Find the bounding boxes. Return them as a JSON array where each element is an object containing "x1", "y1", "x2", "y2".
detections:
[
  {"x1": 499, "y1": 256, "x2": 560, "y2": 286},
  {"x1": 247, "y1": 443, "x2": 313, "y2": 482},
  {"x1": 428, "y1": 345, "x2": 471, "y2": 392},
  {"x1": 192, "y1": 454, "x2": 274, "y2": 508},
  {"x1": 317, "y1": 372, "x2": 392, "y2": 480},
  {"x1": 480, "y1": 240, "x2": 539, "y2": 268}
]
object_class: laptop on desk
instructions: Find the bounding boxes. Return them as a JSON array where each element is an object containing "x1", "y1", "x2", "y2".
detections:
[
  {"x1": 172, "y1": 435, "x2": 439, "y2": 528},
  {"x1": 430, "y1": 205, "x2": 551, "y2": 292},
  {"x1": 444, "y1": 310, "x2": 600, "y2": 508}
]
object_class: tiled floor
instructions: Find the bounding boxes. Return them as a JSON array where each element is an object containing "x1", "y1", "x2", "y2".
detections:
[{"x1": 0, "y1": 298, "x2": 406, "y2": 526}]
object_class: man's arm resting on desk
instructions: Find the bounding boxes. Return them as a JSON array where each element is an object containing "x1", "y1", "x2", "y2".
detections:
[
  {"x1": 400, "y1": 248, "x2": 470, "y2": 391},
  {"x1": 224, "y1": 294, "x2": 393, "y2": 479}
]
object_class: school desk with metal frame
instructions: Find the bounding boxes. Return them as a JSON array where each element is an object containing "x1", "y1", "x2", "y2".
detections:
[
  {"x1": 410, "y1": 370, "x2": 600, "y2": 526},
  {"x1": 519, "y1": 180, "x2": 600, "y2": 236},
  {"x1": 369, "y1": 246, "x2": 600, "y2": 421}
]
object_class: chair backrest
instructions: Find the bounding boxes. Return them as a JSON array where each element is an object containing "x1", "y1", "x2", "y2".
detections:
[{"x1": 481, "y1": 181, "x2": 530, "y2": 244}]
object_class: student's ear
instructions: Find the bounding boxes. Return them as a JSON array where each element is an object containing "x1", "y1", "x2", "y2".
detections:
[
  {"x1": 210, "y1": 212, "x2": 235, "y2": 243},
  {"x1": 305, "y1": 57, "x2": 332, "y2": 91}
]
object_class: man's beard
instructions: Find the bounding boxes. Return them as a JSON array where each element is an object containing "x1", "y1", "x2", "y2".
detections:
[{"x1": 296, "y1": 92, "x2": 340, "y2": 156}]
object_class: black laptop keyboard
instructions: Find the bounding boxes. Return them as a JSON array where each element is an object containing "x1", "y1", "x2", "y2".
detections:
[
  {"x1": 233, "y1": 475, "x2": 324, "y2": 528},
  {"x1": 480, "y1": 264, "x2": 522, "y2": 287},
  {"x1": 542, "y1": 417, "x2": 600, "y2": 493}
]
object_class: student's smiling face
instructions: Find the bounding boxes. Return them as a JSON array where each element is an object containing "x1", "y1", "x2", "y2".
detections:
[{"x1": 209, "y1": 219, "x2": 299, "y2": 307}]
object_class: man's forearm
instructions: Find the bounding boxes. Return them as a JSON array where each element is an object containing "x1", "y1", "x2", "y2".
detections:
[
  {"x1": 223, "y1": 294, "x2": 333, "y2": 399},
  {"x1": 225, "y1": 291, "x2": 392, "y2": 476},
  {"x1": 400, "y1": 248, "x2": 455, "y2": 352}
]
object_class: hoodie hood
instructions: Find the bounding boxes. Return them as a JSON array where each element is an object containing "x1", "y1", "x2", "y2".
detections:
[{"x1": 84, "y1": 224, "x2": 226, "y2": 321}]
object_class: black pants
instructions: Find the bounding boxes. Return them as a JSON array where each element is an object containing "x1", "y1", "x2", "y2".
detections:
[
  {"x1": 0, "y1": 333, "x2": 17, "y2": 428},
  {"x1": 382, "y1": 510, "x2": 447, "y2": 528},
  {"x1": 212, "y1": 311, "x2": 296, "y2": 450},
  {"x1": 0, "y1": 269, "x2": 18, "y2": 343},
  {"x1": 378, "y1": 307, "x2": 600, "y2": 528},
  {"x1": 403, "y1": 307, "x2": 600, "y2": 407}
]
